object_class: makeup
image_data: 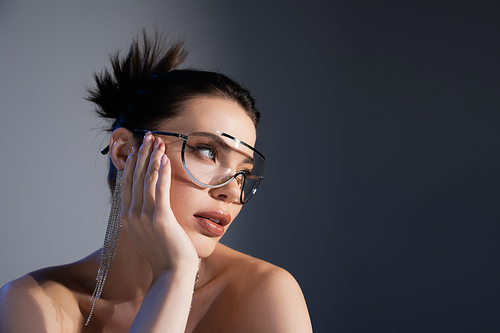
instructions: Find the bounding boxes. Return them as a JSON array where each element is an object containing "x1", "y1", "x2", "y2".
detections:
[{"x1": 193, "y1": 210, "x2": 231, "y2": 237}]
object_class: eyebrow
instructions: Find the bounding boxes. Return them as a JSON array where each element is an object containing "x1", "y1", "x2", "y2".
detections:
[{"x1": 189, "y1": 131, "x2": 255, "y2": 165}]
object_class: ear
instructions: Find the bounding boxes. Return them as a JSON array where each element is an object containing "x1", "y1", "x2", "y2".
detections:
[{"x1": 109, "y1": 128, "x2": 135, "y2": 170}]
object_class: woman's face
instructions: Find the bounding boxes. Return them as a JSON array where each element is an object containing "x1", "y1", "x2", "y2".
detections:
[{"x1": 157, "y1": 96, "x2": 257, "y2": 258}]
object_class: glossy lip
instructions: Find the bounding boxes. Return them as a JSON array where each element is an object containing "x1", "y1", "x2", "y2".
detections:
[{"x1": 193, "y1": 210, "x2": 232, "y2": 237}]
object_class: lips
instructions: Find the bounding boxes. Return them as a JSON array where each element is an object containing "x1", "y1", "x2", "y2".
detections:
[{"x1": 194, "y1": 210, "x2": 231, "y2": 237}]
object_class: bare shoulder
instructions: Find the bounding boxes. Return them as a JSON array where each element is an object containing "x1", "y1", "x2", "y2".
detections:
[
  {"x1": 214, "y1": 244, "x2": 313, "y2": 333},
  {"x1": 0, "y1": 264, "x2": 90, "y2": 332},
  {"x1": 214, "y1": 243, "x2": 303, "y2": 289},
  {"x1": 217, "y1": 244, "x2": 299, "y2": 288}
]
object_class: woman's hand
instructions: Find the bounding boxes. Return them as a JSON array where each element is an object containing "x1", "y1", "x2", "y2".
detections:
[{"x1": 120, "y1": 132, "x2": 199, "y2": 280}]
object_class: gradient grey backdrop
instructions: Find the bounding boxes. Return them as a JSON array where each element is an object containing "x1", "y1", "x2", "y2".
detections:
[{"x1": 1, "y1": 1, "x2": 499, "y2": 332}]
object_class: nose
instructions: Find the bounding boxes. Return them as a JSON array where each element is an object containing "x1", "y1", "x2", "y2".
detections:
[{"x1": 210, "y1": 176, "x2": 241, "y2": 203}]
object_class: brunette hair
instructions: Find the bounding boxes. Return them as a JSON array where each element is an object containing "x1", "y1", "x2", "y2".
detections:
[{"x1": 86, "y1": 29, "x2": 260, "y2": 191}]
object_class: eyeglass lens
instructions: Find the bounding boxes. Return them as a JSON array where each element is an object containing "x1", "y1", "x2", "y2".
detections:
[{"x1": 181, "y1": 133, "x2": 264, "y2": 203}]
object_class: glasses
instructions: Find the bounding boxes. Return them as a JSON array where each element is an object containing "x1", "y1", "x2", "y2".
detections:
[{"x1": 134, "y1": 129, "x2": 265, "y2": 204}]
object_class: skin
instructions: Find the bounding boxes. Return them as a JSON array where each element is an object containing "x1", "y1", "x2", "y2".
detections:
[{"x1": 0, "y1": 97, "x2": 313, "y2": 332}]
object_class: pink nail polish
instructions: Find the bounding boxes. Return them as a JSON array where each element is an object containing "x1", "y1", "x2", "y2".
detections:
[
  {"x1": 160, "y1": 154, "x2": 168, "y2": 167},
  {"x1": 144, "y1": 132, "x2": 153, "y2": 145},
  {"x1": 154, "y1": 138, "x2": 160, "y2": 150}
]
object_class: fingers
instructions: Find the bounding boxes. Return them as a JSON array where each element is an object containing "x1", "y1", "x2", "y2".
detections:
[
  {"x1": 130, "y1": 132, "x2": 155, "y2": 216},
  {"x1": 121, "y1": 132, "x2": 167, "y2": 228},
  {"x1": 121, "y1": 143, "x2": 138, "y2": 228},
  {"x1": 142, "y1": 138, "x2": 167, "y2": 219},
  {"x1": 154, "y1": 153, "x2": 172, "y2": 222}
]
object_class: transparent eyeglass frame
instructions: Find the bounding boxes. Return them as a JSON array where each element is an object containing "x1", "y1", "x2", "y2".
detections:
[{"x1": 133, "y1": 129, "x2": 265, "y2": 204}]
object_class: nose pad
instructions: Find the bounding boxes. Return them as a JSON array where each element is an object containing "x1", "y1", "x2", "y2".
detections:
[
  {"x1": 210, "y1": 175, "x2": 243, "y2": 203},
  {"x1": 216, "y1": 175, "x2": 233, "y2": 185},
  {"x1": 217, "y1": 173, "x2": 244, "y2": 188}
]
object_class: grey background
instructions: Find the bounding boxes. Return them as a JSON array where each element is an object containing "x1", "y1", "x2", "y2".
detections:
[{"x1": 1, "y1": 1, "x2": 499, "y2": 332}]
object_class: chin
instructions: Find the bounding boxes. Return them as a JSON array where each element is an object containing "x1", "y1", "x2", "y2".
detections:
[{"x1": 191, "y1": 234, "x2": 221, "y2": 259}]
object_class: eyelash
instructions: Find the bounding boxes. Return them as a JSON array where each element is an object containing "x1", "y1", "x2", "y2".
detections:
[
  {"x1": 189, "y1": 144, "x2": 217, "y2": 161},
  {"x1": 188, "y1": 144, "x2": 253, "y2": 174}
]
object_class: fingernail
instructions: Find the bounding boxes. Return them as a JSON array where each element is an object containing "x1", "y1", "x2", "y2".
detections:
[
  {"x1": 154, "y1": 137, "x2": 161, "y2": 150},
  {"x1": 129, "y1": 145, "x2": 137, "y2": 156},
  {"x1": 160, "y1": 154, "x2": 168, "y2": 167},
  {"x1": 143, "y1": 132, "x2": 153, "y2": 145}
]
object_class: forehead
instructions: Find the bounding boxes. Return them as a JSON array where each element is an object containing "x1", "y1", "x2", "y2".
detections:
[{"x1": 160, "y1": 96, "x2": 257, "y2": 146}]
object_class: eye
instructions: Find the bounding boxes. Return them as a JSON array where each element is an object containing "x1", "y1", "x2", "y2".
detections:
[
  {"x1": 239, "y1": 163, "x2": 254, "y2": 175},
  {"x1": 238, "y1": 168, "x2": 251, "y2": 177},
  {"x1": 188, "y1": 144, "x2": 217, "y2": 162}
]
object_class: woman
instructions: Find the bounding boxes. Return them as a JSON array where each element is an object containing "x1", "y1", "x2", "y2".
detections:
[{"x1": 0, "y1": 31, "x2": 312, "y2": 332}]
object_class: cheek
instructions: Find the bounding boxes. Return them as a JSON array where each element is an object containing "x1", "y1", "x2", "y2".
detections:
[
  {"x1": 165, "y1": 145, "x2": 191, "y2": 189},
  {"x1": 229, "y1": 206, "x2": 243, "y2": 224},
  {"x1": 167, "y1": 157, "x2": 205, "y2": 223},
  {"x1": 168, "y1": 164, "x2": 192, "y2": 210}
]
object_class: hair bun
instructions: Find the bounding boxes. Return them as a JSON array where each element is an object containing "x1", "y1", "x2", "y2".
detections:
[{"x1": 86, "y1": 29, "x2": 187, "y2": 131}]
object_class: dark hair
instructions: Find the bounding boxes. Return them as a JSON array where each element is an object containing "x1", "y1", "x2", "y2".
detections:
[{"x1": 86, "y1": 29, "x2": 260, "y2": 192}]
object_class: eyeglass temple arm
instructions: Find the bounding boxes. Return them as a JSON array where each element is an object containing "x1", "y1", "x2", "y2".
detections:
[{"x1": 101, "y1": 129, "x2": 187, "y2": 154}]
